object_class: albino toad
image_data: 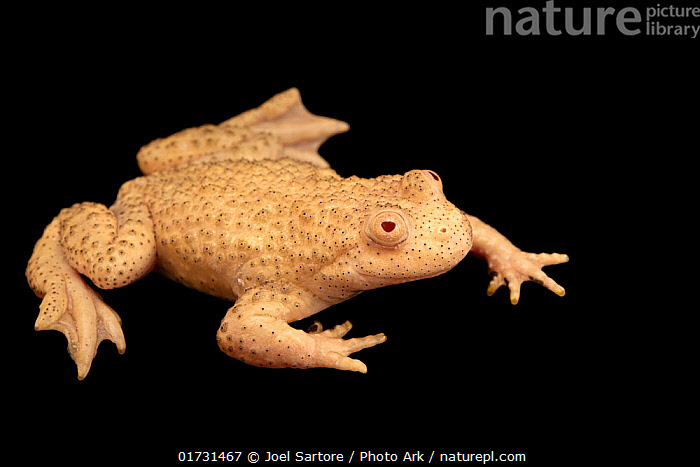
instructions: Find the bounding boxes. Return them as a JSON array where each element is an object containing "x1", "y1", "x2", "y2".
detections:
[{"x1": 27, "y1": 88, "x2": 568, "y2": 379}]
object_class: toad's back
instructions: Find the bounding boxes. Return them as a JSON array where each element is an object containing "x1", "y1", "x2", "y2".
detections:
[{"x1": 139, "y1": 156, "x2": 401, "y2": 301}]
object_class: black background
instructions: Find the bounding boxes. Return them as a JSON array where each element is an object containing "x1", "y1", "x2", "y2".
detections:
[{"x1": 8, "y1": 1, "x2": 694, "y2": 464}]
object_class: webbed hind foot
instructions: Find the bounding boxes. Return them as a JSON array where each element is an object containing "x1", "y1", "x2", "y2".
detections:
[{"x1": 35, "y1": 271, "x2": 126, "y2": 379}]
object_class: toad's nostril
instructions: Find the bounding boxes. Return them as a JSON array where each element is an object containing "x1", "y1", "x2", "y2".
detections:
[{"x1": 381, "y1": 221, "x2": 396, "y2": 232}]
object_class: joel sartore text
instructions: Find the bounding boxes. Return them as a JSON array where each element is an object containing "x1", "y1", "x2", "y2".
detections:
[
  {"x1": 486, "y1": 1, "x2": 700, "y2": 38},
  {"x1": 177, "y1": 450, "x2": 527, "y2": 463},
  {"x1": 261, "y1": 451, "x2": 525, "y2": 463}
]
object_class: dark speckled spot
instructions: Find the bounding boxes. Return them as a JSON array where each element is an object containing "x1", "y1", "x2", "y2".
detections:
[{"x1": 528, "y1": 275, "x2": 544, "y2": 286}]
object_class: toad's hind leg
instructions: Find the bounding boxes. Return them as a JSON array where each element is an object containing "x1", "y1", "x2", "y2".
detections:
[
  {"x1": 221, "y1": 87, "x2": 349, "y2": 158},
  {"x1": 26, "y1": 186, "x2": 156, "y2": 379},
  {"x1": 136, "y1": 88, "x2": 349, "y2": 174}
]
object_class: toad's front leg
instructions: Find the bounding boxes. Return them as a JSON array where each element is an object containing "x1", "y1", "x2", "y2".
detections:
[
  {"x1": 216, "y1": 286, "x2": 386, "y2": 372},
  {"x1": 465, "y1": 213, "x2": 568, "y2": 305}
]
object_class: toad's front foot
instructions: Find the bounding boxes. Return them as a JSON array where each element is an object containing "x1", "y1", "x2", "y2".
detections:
[
  {"x1": 486, "y1": 251, "x2": 569, "y2": 305},
  {"x1": 307, "y1": 321, "x2": 387, "y2": 373}
]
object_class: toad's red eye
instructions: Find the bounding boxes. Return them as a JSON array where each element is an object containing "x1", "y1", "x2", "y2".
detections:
[
  {"x1": 366, "y1": 209, "x2": 409, "y2": 247},
  {"x1": 381, "y1": 221, "x2": 396, "y2": 233}
]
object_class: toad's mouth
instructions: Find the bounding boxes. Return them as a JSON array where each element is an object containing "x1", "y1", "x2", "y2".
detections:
[{"x1": 350, "y1": 256, "x2": 466, "y2": 286}]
